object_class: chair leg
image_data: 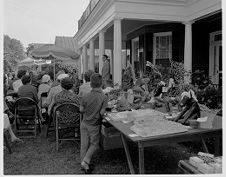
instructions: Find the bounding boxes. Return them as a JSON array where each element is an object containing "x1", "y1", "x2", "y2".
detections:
[
  {"x1": 46, "y1": 121, "x2": 52, "y2": 138},
  {"x1": 38, "y1": 117, "x2": 41, "y2": 133},
  {"x1": 56, "y1": 125, "x2": 59, "y2": 151},
  {"x1": 4, "y1": 133, "x2": 12, "y2": 154},
  {"x1": 46, "y1": 123, "x2": 49, "y2": 138},
  {"x1": 37, "y1": 111, "x2": 42, "y2": 133},
  {"x1": 34, "y1": 118, "x2": 37, "y2": 138},
  {"x1": 15, "y1": 117, "x2": 18, "y2": 136}
]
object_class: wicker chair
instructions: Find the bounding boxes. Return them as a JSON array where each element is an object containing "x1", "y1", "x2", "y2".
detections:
[{"x1": 53, "y1": 103, "x2": 81, "y2": 151}]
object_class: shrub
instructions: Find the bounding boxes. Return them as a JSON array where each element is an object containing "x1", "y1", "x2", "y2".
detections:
[
  {"x1": 121, "y1": 68, "x2": 134, "y2": 91},
  {"x1": 196, "y1": 85, "x2": 222, "y2": 109},
  {"x1": 191, "y1": 70, "x2": 212, "y2": 89}
]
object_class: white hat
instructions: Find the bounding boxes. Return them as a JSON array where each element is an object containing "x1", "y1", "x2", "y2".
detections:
[
  {"x1": 57, "y1": 74, "x2": 69, "y2": 81},
  {"x1": 181, "y1": 90, "x2": 198, "y2": 102},
  {"x1": 159, "y1": 81, "x2": 166, "y2": 86},
  {"x1": 181, "y1": 91, "x2": 190, "y2": 100},
  {"x1": 42, "y1": 74, "x2": 51, "y2": 83}
]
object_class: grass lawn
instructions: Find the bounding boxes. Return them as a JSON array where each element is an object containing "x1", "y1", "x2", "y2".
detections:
[{"x1": 4, "y1": 126, "x2": 208, "y2": 175}]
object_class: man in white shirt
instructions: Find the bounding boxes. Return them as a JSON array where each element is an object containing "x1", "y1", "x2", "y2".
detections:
[{"x1": 78, "y1": 70, "x2": 94, "y2": 98}]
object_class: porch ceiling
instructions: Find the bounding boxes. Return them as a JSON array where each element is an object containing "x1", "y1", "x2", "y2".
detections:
[{"x1": 92, "y1": 19, "x2": 166, "y2": 49}]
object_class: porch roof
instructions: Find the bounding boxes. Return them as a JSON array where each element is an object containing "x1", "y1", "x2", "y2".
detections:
[
  {"x1": 75, "y1": 0, "x2": 221, "y2": 48},
  {"x1": 55, "y1": 36, "x2": 78, "y2": 52}
]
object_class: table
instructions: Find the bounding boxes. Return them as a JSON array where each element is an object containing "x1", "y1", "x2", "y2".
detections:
[{"x1": 105, "y1": 113, "x2": 222, "y2": 174}]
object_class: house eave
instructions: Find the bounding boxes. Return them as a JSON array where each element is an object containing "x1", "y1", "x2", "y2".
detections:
[{"x1": 75, "y1": 0, "x2": 221, "y2": 47}]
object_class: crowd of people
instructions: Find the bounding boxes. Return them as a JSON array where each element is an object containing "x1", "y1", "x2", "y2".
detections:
[
  {"x1": 3, "y1": 55, "x2": 113, "y2": 174},
  {"x1": 3, "y1": 54, "x2": 201, "y2": 174}
]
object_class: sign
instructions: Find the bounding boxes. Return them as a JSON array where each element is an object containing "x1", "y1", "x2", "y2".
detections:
[{"x1": 34, "y1": 59, "x2": 51, "y2": 65}]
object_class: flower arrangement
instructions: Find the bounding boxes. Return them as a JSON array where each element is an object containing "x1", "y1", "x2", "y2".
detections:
[
  {"x1": 119, "y1": 59, "x2": 222, "y2": 110},
  {"x1": 145, "y1": 60, "x2": 189, "y2": 96},
  {"x1": 121, "y1": 67, "x2": 134, "y2": 91}
]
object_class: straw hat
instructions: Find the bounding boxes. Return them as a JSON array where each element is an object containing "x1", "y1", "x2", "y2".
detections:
[
  {"x1": 57, "y1": 74, "x2": 69, "y2": 81},
  {"x1": 41, "y1": 74, "x2": 51, "y2": 83}
]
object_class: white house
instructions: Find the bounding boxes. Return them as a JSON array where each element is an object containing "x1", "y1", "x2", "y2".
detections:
[{"x1": 74, "y1": 0, "x2": 222, "y2": 86}]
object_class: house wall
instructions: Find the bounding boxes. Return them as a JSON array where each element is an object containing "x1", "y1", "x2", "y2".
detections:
[
  {"x1": 126, "y1": 23, "x2": 185, "y2": 73},
  {"x1": 192, "y1": 13, "x2": 222, "y2": 76},
  {"x1": 126, "y1": 14, "x2": 222, "y2": 77}
]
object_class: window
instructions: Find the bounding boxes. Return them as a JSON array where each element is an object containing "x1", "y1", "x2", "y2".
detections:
[
  {"x1": 209, "y1": 31, "x2": 222, "y2": 85},
  {"x1": 153, "y1": 32, "x2": 172, "y2": 67},
  {"x1": 132, "y1": 37, "x2": 140, "y2": 77}
]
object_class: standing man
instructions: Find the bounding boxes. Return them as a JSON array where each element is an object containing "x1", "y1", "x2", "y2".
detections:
[{"x1": 101, "y1": 54, "x2": 110, "y2": 87}]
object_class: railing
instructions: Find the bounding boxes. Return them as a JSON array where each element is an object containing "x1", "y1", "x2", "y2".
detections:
[{"x1": 78, "y1": 0, "x2": 100, "y2": 30}]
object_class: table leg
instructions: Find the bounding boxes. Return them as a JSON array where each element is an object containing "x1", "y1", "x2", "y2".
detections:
[
  {"x1": 214, "y1": 137, "x2": 220, "y2": 156},
  {"x1": 138, "y1": 142, "x2": 145, "y2": 174},
  {"x1": 201, "y1": 138, "x2": 209, "y2": 153},
  {"x1": 120, "y1": 134, "x2": 135, "y2": 174}
]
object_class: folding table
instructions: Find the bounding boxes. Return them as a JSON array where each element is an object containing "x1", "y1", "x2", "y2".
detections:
[{"x1": 105, "y1": 115, "x2": 222, "y2": 174}]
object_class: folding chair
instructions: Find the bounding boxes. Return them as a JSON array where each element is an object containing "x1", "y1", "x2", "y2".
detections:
[
  {"x1": 14, "y1": 97, "x2": 41, "y2": 138},
  {"x1": 54, "y1": 103, "x2": 80, "y2": 151}
]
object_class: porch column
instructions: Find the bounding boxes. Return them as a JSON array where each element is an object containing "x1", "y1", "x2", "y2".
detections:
[
  {"x1": 99, "y1": 30, "x2": 105, "y2": 74},
  {"x1": 183, "y1": 21, "x2": 193, "y2": 84},
  {"x1": 89, "y1": 39, "x2": 95, "y2": 71},
  {"x1": 113, "y1": 18, "x2": 122, "y2": 85},
  {"x1": 82, "y1": 44, "x2": 88, "y2": 74},
  {"x1": 78, "y1": 48, "x2": 82, "y2": 79},
  {"x1": 110, "y1": 49, "x2": 113, "y2": 75}
]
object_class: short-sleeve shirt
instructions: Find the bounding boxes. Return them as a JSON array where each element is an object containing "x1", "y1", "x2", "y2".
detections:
[
  {"x1": 18, "y1": 84, "x2": 38, "y2": 103},
  {"x1": 78, "y1": 82, "x2": 92, "y2": 98},
  {"x1": 81, "y1": 88, "x2": 108, "y2": 125},
  {"x1": 12, "y1": 79, "x2": 23, "y2": 92},
  {"x1": 44, "y1": 85, "x2": 62, "y2": 115},
  {"x1": 38, "y1": 83, "x2": 51, "y2": 100}
]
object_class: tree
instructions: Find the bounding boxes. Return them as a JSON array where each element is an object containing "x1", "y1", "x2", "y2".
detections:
[
  {"x1": 4, "y1": 35, "x2": 26, "y2": 71},
  {"x1": 26, "y1": 43, "x2": 35, "y2": 57}
]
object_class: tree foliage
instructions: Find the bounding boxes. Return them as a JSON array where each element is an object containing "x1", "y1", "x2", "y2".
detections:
[
  {"x1": 4, "y1": 35, "x2": 25, "y2": 71},
  {"x1": 26, "y1": 44, "x2": 35, "y2": 57}
]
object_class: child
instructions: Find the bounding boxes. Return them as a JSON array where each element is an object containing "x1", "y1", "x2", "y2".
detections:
[
  {"x1": 148, "y1": 79, "x2": 171, "y2": 112},
  {"x1": 173, "y1": 90, "x2": 200, "y2": 125},
  {"x1": 80, "y1": 73, "x2": 108, "y2": 174}
]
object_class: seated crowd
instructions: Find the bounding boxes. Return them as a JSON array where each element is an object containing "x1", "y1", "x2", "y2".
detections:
[{"x1": 4, "y1": 63, "x2": 202, "y2": 173}]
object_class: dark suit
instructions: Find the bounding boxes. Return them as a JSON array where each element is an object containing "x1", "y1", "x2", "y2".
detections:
[{"x1": 101, "y1": 60, "x2": 110, "y2": 81}]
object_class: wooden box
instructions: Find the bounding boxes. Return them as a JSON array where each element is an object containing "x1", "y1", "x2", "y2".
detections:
[{"x1": 101, "y1": 125, "x2": 123, "y2": 150}]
